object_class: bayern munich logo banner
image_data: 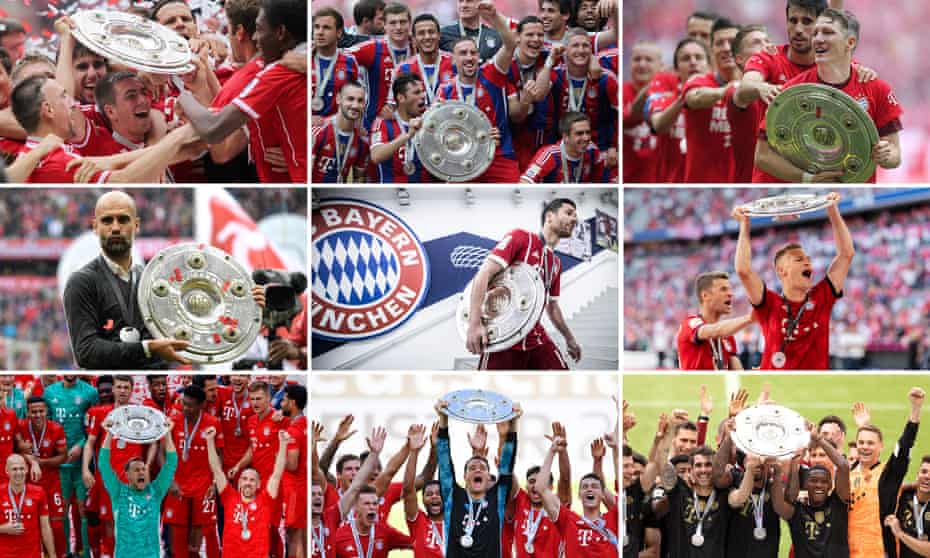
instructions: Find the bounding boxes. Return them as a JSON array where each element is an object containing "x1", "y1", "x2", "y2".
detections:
[{"x1": 311, "y1": 199, "x2": 431, "y2": 342}]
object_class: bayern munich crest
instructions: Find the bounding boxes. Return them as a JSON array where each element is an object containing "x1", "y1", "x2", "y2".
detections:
[{"x1": 312, "y1": 199, "x2": 431, "y2": 341}]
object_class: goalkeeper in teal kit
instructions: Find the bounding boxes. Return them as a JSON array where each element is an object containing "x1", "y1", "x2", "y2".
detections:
[{"x1": 98, "y1": 416, "x2": 178, "y2": 558}]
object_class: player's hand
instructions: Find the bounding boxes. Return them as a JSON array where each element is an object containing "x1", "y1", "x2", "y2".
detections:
[
  {"x1": 597, "y1": 0, "x2": 617, "y2": 19},
  {"x1": 871, "y1": 140, "x2": 896, "y2": 168},
  {"x1": 280, "y1": 49, "x2": 308, "y2": 74},
  {"x1": 278, "y1": 429, "x2": 293, "y2": 444},
  {"x1": 81, "y1": 469, "x2": 96, "y2": 490},
  {"x1": 477, "y1": 0, "x2": 497, "y2": 20},
  {"x1": 671, "y1": 409, "x2": 689, "y2": 425},
  {"x1": 0, "y1": 521, "x2": 25, "y2": 535},
  {"x1": 566, "y1": 337, "x2": 582, "y2": 361},
  {"x1": 54, "y1": 16, "x2": 75, "y2": 37},
  {"x1": 269, "y1": 339, "x2": 300, "y2": 363},
  {"x1": 604, "y1": 147, "x2": 618, "y2": 168},
  {"x1": 699, "y1": 384, "x2": 713, "y2": 416},
  {"x1": 810, "y1": 170, "x2": 844, "y2": 182},
  {"x1": 434, "y1": 399, "x2": 449, "y2": 417},
  {"x1": 227, "y1": 465, "x2": 240, "y2": 480},
  {"x1": 205, "y1": 484, "x2": 216, "y2": 499},
  {"x1": 622, "y1": 408, "x2": 636, "y2": 434},
  {"x1": 467, "y1": 424, "x2": 488, "y2": 454},
  {"x1": 202, "y1": 426, "x2": 217, "y2": 440},
  {"x1": 169, "y1": 482, "x2": 182, "y2": 497},
  {"x1": 488, "y1": 127, "x2": 501, "y2": 147},
  {"x1": 271, "y1": 410, "x2": 284, "y2": 423},
  {"x1": 430, "y1": 421, "x2": 440, "y2": 446},
  {"x1": 547, "y1": 45, "x2": 565, "y2": 66},
  {"x1": 655, "y1": 412, "x2": 669, "y2": 438},
  {"x1": 731, "y1": 205, "x2": 751, "y2": 224},
  {"x1": 465, "y1": 321, "x2": 489, "y2": 354},
  {"x1": 68, "y1": 444, "x2": 83, "y2": 463},
  {"x1": 334, "y1": 415, "x2": 357, "y2": 443},
  {"x1": 311, "y1": 421, "x2": 326, "y2": 446},
  {"x1": 265, "y1": 146, "x2": 289, "y2": 175},
  {"x1": 522, "y1": 79, "x2": 542, "y2": 103},
  {"x1": 367, "y1": 426, "x2": 387, "y2": 454},
  {"x1": 34, "y1": 134, "x2": 64, "y2": 158},
  {"x1": 851, "y1": 401, "x2": 871, "y2": 428},
  {"x1": 545, "y1": 421, "x2": 568, "y2": 450},
  {"x1": 378, "y1": 103, "x2": 396, "y2": 121},
  {"x1": 743, "y1": 453, "x2": 762, "y2": 472},
  {"x1": 884, "y1": 514, "x2": 903, "y2": 535},
  {"x1": 587, "y1": 59, "x2": 603, "y2": 81},
  {"x1": 855, "y1": 64, "x2": 878, "y2": 83},
  {"x1": 30, "y1": 461, "x2": 41, "y2": 483},
  {"x1": 728, "y1": 388, "x2": 749, "y2": 417},
  {"x1": 148, "y1": 339, "x2": 192, "y2": 365},
  {"x1": 590, "y1": 437, "x2": 606, "y2": 459},
  {"x1": 250, "y1": 285, "x2": 265, "y2": 308},
  {"x1": 407, "y1": 424, "x2": 428, "y2": 451},
  {"x1": 408, "y1": 117, "x2": 423, "y2": 136},
  {"x1": 909, "y1": 387, "x2": 926, "y2": 410},
  {"x1": 758, "y1": 82, "x2": 782, "y2": 105}
]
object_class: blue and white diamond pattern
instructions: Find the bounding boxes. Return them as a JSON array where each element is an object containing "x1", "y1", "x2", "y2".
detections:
[{"x1": 312, "y1": 231, "x2": 400, "y2": 305}]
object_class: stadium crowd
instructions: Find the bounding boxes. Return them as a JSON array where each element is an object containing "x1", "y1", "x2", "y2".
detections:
[{"x1": 624, "y1": 190, "x2": 930, "y2": 369}]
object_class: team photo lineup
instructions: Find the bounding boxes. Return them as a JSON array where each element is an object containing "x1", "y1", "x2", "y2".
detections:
[
  {"x1": 623, "y1": 187, "x2": 930, "y2": 371},
  {"x1": 310, "y1": 0, "x2": 619, "y2": 183},
  {"x1": 311, "y1": 373, "x2": 620, "y2": 558},
  {"x1": 623, "y1": 375, "x2": 930, "y2": 558},
  {"x1": 0, "y1": 374, "x2": 308, "y2": 558},
  {"x1": 622, "y1": 0, "x2": 930, "y2": 183},
  {"x1": 0, "y1": 0, "x2": 306, "y2": 184}
]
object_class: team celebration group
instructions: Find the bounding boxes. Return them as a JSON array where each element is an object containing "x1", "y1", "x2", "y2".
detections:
[
  {"x1": 311, "y1": 0, "x2": 619, "y2": 183},
  {"x1": 0, "y1": 374, "x2": 307, "y2": 558}
]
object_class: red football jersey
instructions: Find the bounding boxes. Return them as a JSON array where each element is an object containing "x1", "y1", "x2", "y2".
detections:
[
  {"x1": 217, "y1": 388, "x2": 255, "y2": 471},
  {"x1": 168, "y1": 410, "x2": 224, "y2": 496},
  {"x1": 680, "y1": 72, "x2": 734, "y2": 183},
  {"x1": 312, "y1": 51, "x2": 360, "y2": 118},
  {"x1": 21, "y1": 139, "x2": 109, "y2": 183},
  {"x1": 220, "y1": 484, "x2": 276, "y2": 558},
  {"x1": 283, "y1": 415, "x2": 307, "y2": 490},
  {"x1": 521, "y1": 141, "x2": 604, "y2": 183},
  {"x1": 754, "y1": 278, "x2": 840, "y2": 370},
  {"x1": 644, "y1": 71, "x2": 685, "y2": 182},
  {"x1": 86, "y1": 404, "x2": 144, "y2": 482},
  {"x1": 246, "y1": 411, "x2": 289, "y2": 482},
  {"x1": 370, "y1": 114, "x2": 434, "y2": 183},
  {"x1": 513, "y1": 490, "x2": 561, "y2": 558},
  {"x1": 331, "y1": 520, "x2": 413, "y2": 558},
  {"x1": 488, "y1": 229, "x2": 562, "y2": 351},
  {"x1": 17, "y1": 419, "x2": 66, "y2": 488},
  {"x1": 676, "y1": 314, "x2": 740, "y2": 370},
  {"x1": 233, "y1": 62, "x2": 307, "y2": 182},
  {"x1": 623, "y1": 80, "x2": 659, "y2": 183},
  {"x1": 0, "y1": 408, "x2": 17, "y2": 481},
  {"x1": 438, "y1": 61, "x2": 518, "y2": 159},
  {"x1": 724, "y1": 85, "x2": 765, "y2": 183},
  {"x1": 0, "y1": 483, "x2": 49, "y2": 558},
  {"x1": 376, "y1": 482, "x2": 402, "y2": 524},
  {"x1": 142, "y1": 393, "x2": 178, "y2": 415},
  {"x1": 744, "y1": 44, "x2": 811, "y2": 87},
  {"x1": 548, "y1": 66, "x2": 619, "y2": 151},
  {"x1": 313, "y1": 116, "x2": 371, "y2": 183},
  {"x1": 754, "y1": 64, "x2": 903, "y2": 183},
  {"x1": 406, "y1": 510, "x2": 444, "y2": 558},
  {"x1": 396, "y1": 52, "x2": 456, "y2": 108},
  {"x1": 555, "y1": 506, "x2": 618, "y2": 558}
]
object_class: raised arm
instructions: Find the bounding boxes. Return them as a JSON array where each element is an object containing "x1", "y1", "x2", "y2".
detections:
[
  {"x1": 484, "y1": 2, "x2": 516, "y2": 74},
  {"x1": 641, "y1": 413, "x2": 671, "y2": 492},
  {"x1": 319, "y1": 414, "x2": 357, "y2": 480},
  {"x1": 266, "y1": 430, "x2": 291, "y2": 499},
  {"x1": 311, "y1": 421, "x2": 327, "y2": 486},
  {"x1": 712, "y1": 419, "x2": 735, "y2": 490},
  {"x1": 339, "y1": 426, "x2": 386, "y2": 519},
  {"x1": 537, "y1": 435, "x2": 564, "y2": 521},
  {"x1": 203, "y1": 426, "x2": 227, "y2": 495},
  {"x1": 728, "y1": 454, "x2": 759, "y2": 508},
  {"x1": 824, "y1": 192, "x2": 854, "y2": 293},
  {"x1": 403, "y1": 424, "x2": 428, "y2": 522},
  {"x1": 770, "y1": 458, "x2": 796, "y2": 520},
  {"x1": 732, "y1": 205, "x2": 764, "y2": 305},
  {"x1": 684, "y1": 86, "x2": 729, "y2": 110},
  {"x1": 553, "y1": 422, "x2": 573, "y2": 506},
  {"x1": 809, "y1": 424, "x2": 850, "y2": 502},
  {"x1": 373, "y1": 428, "x2": 412, "y2": 497}
]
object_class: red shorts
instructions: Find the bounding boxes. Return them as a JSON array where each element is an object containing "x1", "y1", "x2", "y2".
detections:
[
  {"x1": 477, "y1": 156, "x2": 520, "y2": 182},
  {"x1": 43, "y1": 481, "x2": 65, "y2": 519},
  {"x1": 163, "y1": 492, "x2": 217, "y2": 526},
  {"x1": 479, "y1": 338, "x2": 569, "y2": 370},
  {"x1": 283, "y1": 483, "x2": 306, "y2": 528}
]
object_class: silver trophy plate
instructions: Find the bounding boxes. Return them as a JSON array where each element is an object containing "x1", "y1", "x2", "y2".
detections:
[
  {"x1": 441, "y1": 389, "x2": 516, "y2": 424},
  {"x1": 740, "y1": 193, "x2": 832, "y2": 217},
  {"x1": 138, "y1": 243, "x2": 262, "y2": 364},
  {"x1": 414, "y1": 101, "x2": 495, "y2": 182},
  {"x1": 71, "y1": 10, "x2": 195, "y2": 75},
  {"x1": 105, "y1": 405, "x2": 170, "y2": 444},
  {"x1": 732, "y1": 405, "x2": 810, "y2": 458},
  {"x1": 456, "y1": 262, "x2": 547, "y2": 353}
]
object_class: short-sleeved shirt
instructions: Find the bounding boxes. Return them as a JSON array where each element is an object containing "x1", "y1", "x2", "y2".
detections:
[
  {"x1": 0, "y1": 482, "x2": 49, "y2": 558},
  {"x1": 21, "y1": 140, "x2": 109, "y2": 183},
  {"x1": 331, "y1": 520, "x2": 413, "y2": 558},
  {"x1": 438, "y1": 62, "x2": 517, "y2": 159},
  {"x1": 397, "y1": 53, "x2": 456, "y2": 108},
  {"x1": 725, "y1": 85, "x2": 765, "y2": 183},
  {"x1": 220, "y1": 484, "x2": 276, "y2": 558},
  {"x1": 681, "y1": 72, "x2": 734, "y2": 183},
  {"x1": 549, "y1": 67, "x2": 619, "y2": 151},
  {"x1": 753, "y1": 279, "x2": 840, "y2": 370},
  {"x1": 744, "y1": 44, "x2": 811, "y2": 87},
  {"x1": 86, "y1": 404, "x2": 143, "y2": 483},
  {"x1": 17, "y1": 418, "x2": 66, "y2": 487},
  {"x1": 662, "y1": 478, "x2": 730, "y2": 558},
  {"x1": 754, "y1": 64, "x2": 903, "y2": 183},
  {"x1": 312, "y1": 116, "x2": 370, "y2": 183},
  {"x1": 376, "y1": 482, "x2": 403, "y2": 524},
  {"x1": 233, "y1": 61, "x2": 307, "y2": 182},
  {"x1": 44, "y1": 380, "x2": 99, "y2": 469},
  {"x1": 623, "y1": 80, "x2": 659, "y2": 183},
  {"x1": 246, "y1": 411, "x2": 289, "y2": 482},
  {"x1": 788, "y1": 492, "x2": 849, "y2": 558},
  {"x1": 555, "y1": 505, "x2": 618, "y2": 558},
  {"x1": 676, "y1": 314, "x2": 739, "y2": 370},
  {"x1": 894, "y1": 488, "x2": 930, "y2": 558},
  {"x1": 283, "y1": 415, "x2": 307, "y2": 492},
  {"x1": 521, "y1": 141, "x2": 604, "y2": 183},
  {"x1": 513, "y1": 490, "x2": 560, "y2": 558},
  {"x1": 167, "y1": 410, "x2": 224, "y2": 496},
  {"x1": 643, "y1": 71, "x2": 685, "y2": 182},
  {"x1": 487, "y1": 228, "x2": 563, "y2": 351},
  {"x1": 347, "y1": 39, "x2": 409, "y2": 130},
  {"x1": 406, "y1": 509, "x2": 445, "y2": 558},
  {"x1": 217, "y1": 388, "x2": 254, "y2": 471},
  {"x1": 370, "y1": 115, "x2": 433, "y2": 183}
]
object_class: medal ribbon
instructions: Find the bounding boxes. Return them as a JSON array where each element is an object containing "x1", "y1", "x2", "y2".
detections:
[
  {"x1": 312, "y1": 523, "x2": 327, "y2": 558},
  {"x1": 777, "y1": 293, "x2": 810, "y2": 355},
  {"x1": 751, "y1": 479, "x2": 766, "y2": 535},
  {"x1": 8, "y1": 484, "x2": 25, "y2": 522},
  {"x1": 231, "y1": 391, "x2": 245, "y2": 435},
  {"x1": 350, "y1": 519, "x2": 375, "y2": 558},
  {"x1": 524, "y1": 507, "x2": 544, "y2": 546},
  {"x1": 708, "y1": 336, "x2": 725, "y2": 370},
  {"x1": 463, "y1": 498, "x2": 485, "y2": 540},
  {"x1": 914, "y1": 494, "x2": 929, "y2": 539},
  {"x1": 580, "y1": 515, "x2": 619, "y2": 547},
  {"x1": 455, "y1": 79, "x2": 476, "y2": 106},
  {"x1": 182, "y1": 413, "x2": 202, "y2": 462},
  {"x1": 429, "y1": 520, "x2": 445, "y2": 556},
  {"x1": 313, "y1": 54, "x2": 338, "y2": 110},
  {"x1": 240, "y1": 501, "x2": 250, "y2": 535},
  {"x1": 691, "y1": 489, "x2": 716, "y2": 538},
  {"x1": 567, "y1": 76, "x2": 587, "y2": 113},
  {"x1": 559, "y1": 141, "x2": 582, "y2": 184},
  {"x1": 334, "y1": 128, "x2": 355, "y2": 184},
  {"x1": 28, "y1": 421, "x2": 46, "y2": 457},
  {"x1": 621, "y1": 487, "x2": 628, "y2": 545},
  {"x1": 418, "y1": 55, "x2": 440, "y2": 105},
  {"x1": 396, "y1": 115, "x2": 417, "y2": 174}
]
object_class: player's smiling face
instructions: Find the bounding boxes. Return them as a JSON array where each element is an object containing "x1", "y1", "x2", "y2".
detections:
[
  {"x1": 690, "y1": 455, "x2": 713, "y2": 488},
  {"x1": 576, "y1": 0, "x2": 600, "y2": 31},
  {"x1": 127, "y1": 460, "x2": 150, "y2": 489},
  {"x1": 623, "y1": 455, "x2": 635, "y2": 488},
  {"x1": 918, "y1": 462, "x2": 930, "y2": 495},
  {"x1": 517, "y1": 22, "x2": 545, "y2": 58},
  {"x1": 734, "y1": 30, "x2": 773, "y2": 68},
  {"x1": 238, "y1": 468, "x2": 261, "y2": 498},
  {"x1": 73, "y1": 55, "x2": 107, "y2": 105},
  {"x1": 579, "y1": 476, "x2": 603, "y2": 509},
  {"x1": 566, "y1": 120, "x2": 592, "y2": 154},
  {"x1": 812, "y1": 16, "x2": 854, "y2": 65},
  {"x1": 414, "y1": 21, "x2": 440, "y2": 55},
  {"x1": 453, "y1": 41, "x2": 480, "y2": 78},
  {"x1": 805, "y1": 469, "x2": 831, "y2": 505},
  {"x1": 856, "y1": 429, "x2": 883, "y2": 467},
  {"x1": 808, "y1": 446, "x2": 832, "y2": 471},
  {"x1": 107, "y1": 77, "x2": 152, "y2": 143},
  {"x1": 27, "y1": 402, "x2": 47, "y2": 429},
  {"x1": 711, "y1": 27, "x2": 737, "y2": 72},
  {"x1": 630, "y1": 44, "x2": 662, "y2": 86},
  {"x1": 786, "y1": 6, "x2": 817, "y2": 55},
  {"x1": 423, "y1": 483, "x2": 443, "y2": 517},
  {"x1": 566, "y1": 35, "x2": 592, "y2": 69},
  {"x1": 385, "y1": 12, "x2": 411, "y2": 45}
]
